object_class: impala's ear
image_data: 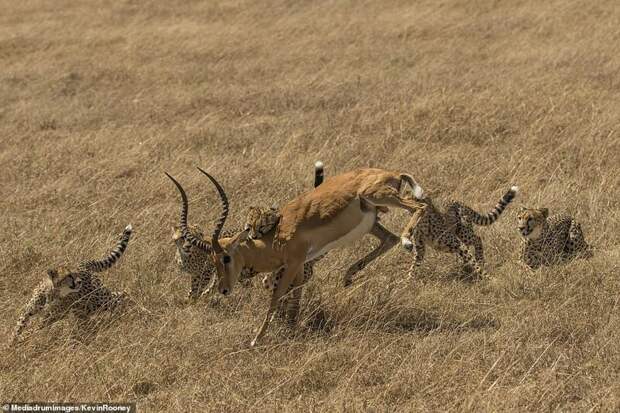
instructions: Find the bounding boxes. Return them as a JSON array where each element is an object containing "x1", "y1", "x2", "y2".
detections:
[
  {"x1": 230, "y1": 229, "x2": 250, "y2": 250},
  {"x1": 540, "y1": 208, "x2": 549, "y2": 219}
]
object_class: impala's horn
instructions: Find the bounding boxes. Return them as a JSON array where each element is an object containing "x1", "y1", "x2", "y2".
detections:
[
  {"x1": 165, "y1": 172, "x2": 211, "y2": 252},
  {"x1": 196, "y1": 167, "x2": 229, "y2": 254}
]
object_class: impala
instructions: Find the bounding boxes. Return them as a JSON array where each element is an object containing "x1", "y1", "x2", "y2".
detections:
[{"x1": 170, "y1": 166, "x2": 426, "y2": 346}]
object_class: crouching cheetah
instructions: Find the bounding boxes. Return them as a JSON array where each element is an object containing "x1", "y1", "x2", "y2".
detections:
[
  {"x1": 517, "y1": 207, "x2": 592, "y2": 268},
  {"x1": 172, "y1": 222, "x2": 255, "y2": 301},
  {"x1": 11, "y1": 225, "x2": 133, "y2": 345},
  {"x1": 401, "y1": 186, "x2": 519, "y2": 278}
]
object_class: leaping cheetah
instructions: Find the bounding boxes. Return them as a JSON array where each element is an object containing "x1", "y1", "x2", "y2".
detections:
[{"x1": 402, "y1": 186, "x2": 519, "y2": 278}]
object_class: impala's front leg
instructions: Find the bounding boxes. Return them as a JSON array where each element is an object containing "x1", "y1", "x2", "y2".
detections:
[{"x1": 251, "y1": 261, "x2": 304, "y2": 347}]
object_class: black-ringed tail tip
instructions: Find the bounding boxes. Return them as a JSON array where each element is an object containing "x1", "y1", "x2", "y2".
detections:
[
  {"x1": 124, "y1": 224, "x2": 133, "y2": 232},
  {"x1": 314, "y1": 161, "x2": 324, "y2": 170},
  {"x1": 511, "y1": 186, "x2": 519, "y2": 194}
]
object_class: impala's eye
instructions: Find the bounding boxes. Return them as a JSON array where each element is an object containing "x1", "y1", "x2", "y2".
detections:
[{"x1": 222, "y1": 255, "x2": 231, "y2": 265}]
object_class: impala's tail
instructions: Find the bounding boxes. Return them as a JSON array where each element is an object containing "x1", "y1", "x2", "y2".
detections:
[
  {"x1": 314, "y1": 161, "x2": 324, "y2": 187},
  {"x1": 459, "y1": 186, "x2": 519, "y2": 226},
  {"x1": 80, "y1": 225, "x2": 133, "y2": 272}
]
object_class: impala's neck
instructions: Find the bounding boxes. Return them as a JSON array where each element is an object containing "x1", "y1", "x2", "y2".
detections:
[{"x1": 234, "y1": 237, "x2": 285, "y2": 273}]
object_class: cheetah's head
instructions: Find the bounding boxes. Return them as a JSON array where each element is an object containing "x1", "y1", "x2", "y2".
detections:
[
  {"x1": 517, "y1": 207, "x2": 549, "y2": 240},
  {"x1": 172, "y1": 224, "x2": 205, "y2": 262},
  {"x1": 244, "y1": 206, "x2": 265, "y2": 240},
  {"x1": 46, "y1": 266, "x2": 82, "y2": 297},
  {"x1": 172, "y1": 224, "x2": 204, "y2": 245}
]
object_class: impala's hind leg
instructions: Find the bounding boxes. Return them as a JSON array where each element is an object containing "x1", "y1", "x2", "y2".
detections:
[
  {"x1": 365, "y1": 187, "x2": 426, "y2": 215},
  {"x1": 400, "y1": 206, "x2": 426, "y2": 251},
  {"x1": 343, "y1": 222, "x2": 399, "y2": 287}
]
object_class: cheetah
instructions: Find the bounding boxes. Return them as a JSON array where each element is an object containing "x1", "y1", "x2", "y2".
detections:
[
  {"x1": 517, "y1": 207, "x2": 592, "y2": 269},
  {"x1": 244, "y1": 205, "x2": 280, "y2": 240},
  {"x1": 171, "y1": 223, "x2": 256, "y2": 301},
  {"x1": 243, "y1": 160, "x2": 325, "y2": 242},
  {"x1": 11, "y1": 225, "x2": 133, "y2": 345},
  {"x1": 401, "y1": 186, "x2": 519, "y2": 278}
]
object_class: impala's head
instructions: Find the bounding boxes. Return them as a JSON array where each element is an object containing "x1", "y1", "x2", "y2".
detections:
[
  {"x1": 211, "y1": 229, "x2": 250, "y2": 296},
  {"x1": 517, "y1": 207, "x2": 549, "y2": 239},
  {"x1": 193, "y1": 167, "x2": 252, "y2": 296},
  {"x1": 165, "y1": 168, "x2": 252, "y2": 297},
  {"x1": 47, "y1": 266, "x2": 82, "y2": 297}
]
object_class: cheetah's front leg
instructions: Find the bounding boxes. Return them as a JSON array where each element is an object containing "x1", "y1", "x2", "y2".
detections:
[
  {"x1": 406, "y1": 233, "x2": 425, "y2": 279},
  {"x1": 471, "y1": 235, "x2": 485, "y2": 268}
]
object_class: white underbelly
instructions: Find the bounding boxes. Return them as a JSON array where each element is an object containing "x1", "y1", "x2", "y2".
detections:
[{"x1": 306, "y1": 210, "x2": 376, "y2": 262}]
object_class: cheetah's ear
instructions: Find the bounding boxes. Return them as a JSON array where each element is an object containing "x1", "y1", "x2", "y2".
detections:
[
  {"x1": 47, "y1": 269, "x2": 58, "y2": 281},
  {"x1": 540, "y1": 208, "x2": 549, "y2": 218}
]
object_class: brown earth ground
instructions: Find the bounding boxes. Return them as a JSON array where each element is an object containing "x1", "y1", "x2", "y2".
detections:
[{"x1": 1, "y1": 0, "x2": 619, "y2": 411}]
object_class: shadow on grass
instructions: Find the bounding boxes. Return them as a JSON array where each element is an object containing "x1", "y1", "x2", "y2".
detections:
[
  {"x1": 384, "y1": 308, "x2": 498, "y2": 333},
  {"x1": 297, "y1": 303, "x2": 498, "y2": 336}
]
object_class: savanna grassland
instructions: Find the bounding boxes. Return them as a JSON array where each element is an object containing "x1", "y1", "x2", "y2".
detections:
[{"x1": 1, "y1": 0, "x2": 619, "y2": 411}]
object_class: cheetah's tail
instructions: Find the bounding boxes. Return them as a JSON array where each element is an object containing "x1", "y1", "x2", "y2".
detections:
[
  {"x1": 80, "y1": 224, "x2": 133, "y2": 272},
  {"x1": 459, "y1": 186, "x2": 519, "y2": 226}
]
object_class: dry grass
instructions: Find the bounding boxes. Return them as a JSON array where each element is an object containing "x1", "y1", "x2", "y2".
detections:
[{"x1": 1, "y1": 0, "x2": 619, "y2": 411}]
